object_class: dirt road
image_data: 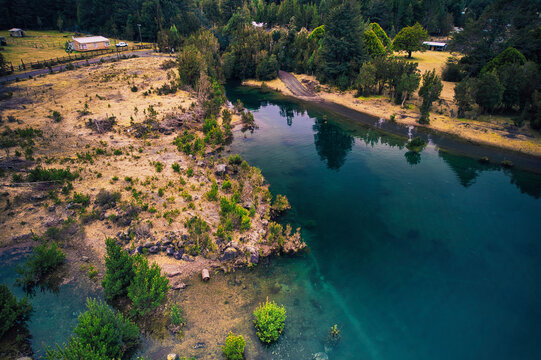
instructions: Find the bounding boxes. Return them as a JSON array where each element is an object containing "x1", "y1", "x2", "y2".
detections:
[{"x1": 278, "y1": 70, "x2": 319, "y2": 98}]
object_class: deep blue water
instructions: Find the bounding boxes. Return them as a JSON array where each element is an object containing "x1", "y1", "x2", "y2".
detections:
[{"x1": 227, "y1": 85, "x2": 541, "y2": 360}]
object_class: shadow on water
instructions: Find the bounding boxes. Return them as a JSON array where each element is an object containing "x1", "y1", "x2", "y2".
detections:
[{"x1": 226, "y1": 83, "x2": 541, "y2": 360}]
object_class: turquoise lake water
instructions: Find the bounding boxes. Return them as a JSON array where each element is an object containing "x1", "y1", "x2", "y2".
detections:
[
  {"x1": 0, "y1": 249, "x2": 97, "y2": 358},
  {"x1": 227, "y1": 85, "x2": 541, "y2": 360}
]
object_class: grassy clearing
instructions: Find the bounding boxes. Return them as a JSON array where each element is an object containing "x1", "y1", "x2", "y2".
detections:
[
  {"x1": 0, "y1": 30, "x2": 150, "y2": 65},
  {"x1": 401, "y1": 50, "x2": 460, "y2": 100}
]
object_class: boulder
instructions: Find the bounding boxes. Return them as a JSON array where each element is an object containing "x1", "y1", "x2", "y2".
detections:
[
  {"x1": 143, "y1": 241, "x2": 154, "y2": 248},
  {"x1": 182, "y1": 254, "x2": 194, "y2": 261},
  {"x1": 148, "y1": 246, "x2": 159, "y2": 254},
  {"x1": 167, "y1": 354, "x2": 178, "y2": 360},
  {"x1": 173, "y1": 252, "x2": 182, "y2": 260},
  {"x1": 215, "y1": 164, "x2": 227, "y2": 176},
  {"x1": 161, "y1": 264, "x2": 182, "y2": 277},
  {"x1": 48, "y1": 206, "x2": 56, "y2": 212},
  {"x1": 221, "y1": 247, "x2": 239, "y2": 261},
  {"x1": 166, "y1": 247, "x2": 175, "y2": 256},
  {"x1": 45, "y1": 217, "x2": 63, "y2": 228},
  {"x1": 171, "y1": 281, "x2": 187, "y2": 290},
  {"x1": 67, "y1": 202, "x2": 82, "y2": 209}
]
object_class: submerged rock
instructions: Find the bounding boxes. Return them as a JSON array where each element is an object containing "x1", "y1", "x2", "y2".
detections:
[{"x1": 313, "y1": 352, "x2": 329, "y2": 360}]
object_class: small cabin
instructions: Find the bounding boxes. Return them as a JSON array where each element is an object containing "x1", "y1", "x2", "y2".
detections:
[
  {"x1": 71, "y1": 36, "x2": 110, "y2": 52},
  {"x1": 423, "y1": 41, "x2": 447, "y2": 51},
  {"x1": 8, "y1": 28, "x2": 25, "y2": 37}
]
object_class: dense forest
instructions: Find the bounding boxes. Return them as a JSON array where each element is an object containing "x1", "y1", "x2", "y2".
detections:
[
  {"x1": 0, "y1": 0, "x2": 515, "y2": 40},
  {"x1": 1, "y1": 0, "x2": 541, "y2": 126}
]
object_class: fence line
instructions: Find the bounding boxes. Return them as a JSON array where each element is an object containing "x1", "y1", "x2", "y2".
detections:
[{"x1": 4, "y1": 44, "x2": 154, "y2": 73}]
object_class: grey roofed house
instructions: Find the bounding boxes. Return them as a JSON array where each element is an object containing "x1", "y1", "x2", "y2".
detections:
[
  {"x1": 423, "y1": 41, "x2": 447, "y2": 51},
  {"x1": 8, "y1": 28, "x2": 25, "y2": 37}
]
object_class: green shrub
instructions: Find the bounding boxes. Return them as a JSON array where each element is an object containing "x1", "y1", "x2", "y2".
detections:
[
  {"x1": 72, "y1": 192, "x2": 90, "y2": 207},
  {"x1": 26, "y1": 167, "x2": 78, "y2": 183},
  {"x1": 16, "y1": 242, "x2": 65, "y2": 292},
  {"x1": 221, "y1": 180, "x2": 232, "y2": 191},
  {"x1": 102, "y1": 238, "x2": 134, "y2": 303},
  {"x1": 271, "y1": 194, "x2": 291, "y2": 213},
  {"x1": 172, "y1": 162, "x2": 181, "y2": 173},
  {"x1": 184, "y1": 216, "x2": 211, "y2": 255},
  {"x1": 206, "y1": 181, "x2": 218, "y2": 201},
  {"x1": 154, "y1": 161, "x2": 163, "y2": 172},
  {"x1": 253, "y1": 299, "x2": 286, "y2": 343},
  {"x1": 170, "y1": 304, "x2": 184, "y2": 326},
  {"x1": 50, "y1": 111, "x2": 63, "y2": 123},
  {"x1": 220, "y1": 196, "x2": 251, "y2": 231},
  {"x1": 228, "y1": 154, "x2": 242, "y2": 165},
  {"x1": 405, "y1": 137, "x2": 427, "y2": 152},
  {"x1": 222, "y1": 332, "x2": 245, "y2": 360},
  {"x1": 127, "y1": 256, "x2": 169, "y2": 317},
  {"x1": 0, "y1": 284, "x2": 33, "y2": 338},
  {"x1": 46, "y1": 298, "x2": 140, "y2": 360}
]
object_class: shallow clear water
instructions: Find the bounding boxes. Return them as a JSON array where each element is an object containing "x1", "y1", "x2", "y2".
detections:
[
  {"x1": 227, "y1": 85, "x2": 541, "y2": 360},
  {"x1": 0, "y1": 249, "x2": 98, "y2": 358}
]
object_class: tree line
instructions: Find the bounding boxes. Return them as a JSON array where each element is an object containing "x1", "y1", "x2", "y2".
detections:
[{"x1": 1, "y1": 0, "x2": 502, "y2": 41}]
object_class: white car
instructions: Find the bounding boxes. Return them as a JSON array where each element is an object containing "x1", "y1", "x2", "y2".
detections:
[{"x1": 115, "y1": 42, "x2": 128, "y2": 47}]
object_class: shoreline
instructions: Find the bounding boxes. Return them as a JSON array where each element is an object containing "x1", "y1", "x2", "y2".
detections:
[{"x1": 242, "y1": 79, "x2": 541, "y2": 174}]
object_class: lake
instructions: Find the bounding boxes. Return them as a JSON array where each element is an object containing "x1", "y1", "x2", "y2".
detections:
[{"x1": 226, "y1": 84, "x2": 541, "y2": 360}]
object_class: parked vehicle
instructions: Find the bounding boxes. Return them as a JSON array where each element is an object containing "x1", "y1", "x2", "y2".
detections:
[{"x1": 115, "y1": 42, "x2": 128, "y2": 47}]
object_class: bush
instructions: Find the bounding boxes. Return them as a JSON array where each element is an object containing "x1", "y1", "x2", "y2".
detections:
[
  {"x1": 127, "y1": 255, "x2": 169, "y2": 317},
  {"x1": 102, "y1": 238, "x2": 134, "y2": 303},
  {"x1": 228, "y1": 154, "x2": 243, "y2": 165},
  {"x1": 131, "y1": 85, "x2": 138, "y2": 92},
  {"x1": 170, "y1": 304, "x2": 184, "y2": 326},
  {"x1": 406, "y1": 137, "x2": 427, "y2": 152},
  {"x1": 16, "y1": 242, "x2": 65, "y2": 293},
  {"x1": 222, "y1": 332, "x2": 245, "y2": 360},
  {"x1": 271, "y1": 194, "x2": 291, "y2": 213},
  {"x1": 253, "y1": 299, "x2": 286, "y2": 343},
  {"x1": 50, "y1": 111, "x2": 63, "y2": 123},
  {"x1": 0, "y1": 284, "x2": 33, "y2": 338},
  {"x1": 206, "y1": 181, "x2": 219, "y2": 201},
  {"x1": 172, "y1": 162, "x2": 181, "y2": 173},
  {"x1": 95, "y1": 190, "x2": 121, "y2": 207},
  {"x1": 46, "y1": 298, "x2": 140, "y2": 360},
  {"x1": 184, "y1": 216, "x2": 211, "y2": 255},
  {"x1": 26, "y1": 167, "x2": 78, "y2": 183}
]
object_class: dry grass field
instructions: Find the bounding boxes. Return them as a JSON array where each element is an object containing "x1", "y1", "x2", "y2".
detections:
[{"x1": 0, "y1": 30, "x2": 150, "y2": 66}]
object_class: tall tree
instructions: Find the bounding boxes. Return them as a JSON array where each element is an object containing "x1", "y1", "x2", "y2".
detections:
[
  {"x1": 102, "y1": 237, "x2": 134, "y2": 303},
  {"x1": 318, "y1": 0, "x2": 364, "y2": 89},
  {"x1": 418, "y1": 69, "x2": 443, "y2": 124},
  {"x1": 392, "y1": 22, "x2": 428, "y2": 58}
]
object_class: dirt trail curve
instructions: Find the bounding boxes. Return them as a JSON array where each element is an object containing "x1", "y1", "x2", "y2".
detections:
[
  {"x1": 0, "y1": 51, "x2": 175, "y2": 84},
  {"x1": 278, "y1": 70, "x2": 321, "y2": 100}
]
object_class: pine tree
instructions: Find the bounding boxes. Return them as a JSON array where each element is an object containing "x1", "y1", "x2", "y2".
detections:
[
  {"x1": 101, "y1": 237, "x2": 134, "y2": 303},
  {"x1": 127, "y1": 255, "x2": 169, "y2": 317}
]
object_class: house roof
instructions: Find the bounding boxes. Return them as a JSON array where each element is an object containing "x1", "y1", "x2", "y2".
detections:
[
  {"x1": 72, "y1": 36, "x2": 110, "y2": 44},
  {"x1": 9, "y1": 28, "x2": 23, "y2": 32},
  {"x1": 423, "y1": 41, "x2": 447, "y2": 47}
]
